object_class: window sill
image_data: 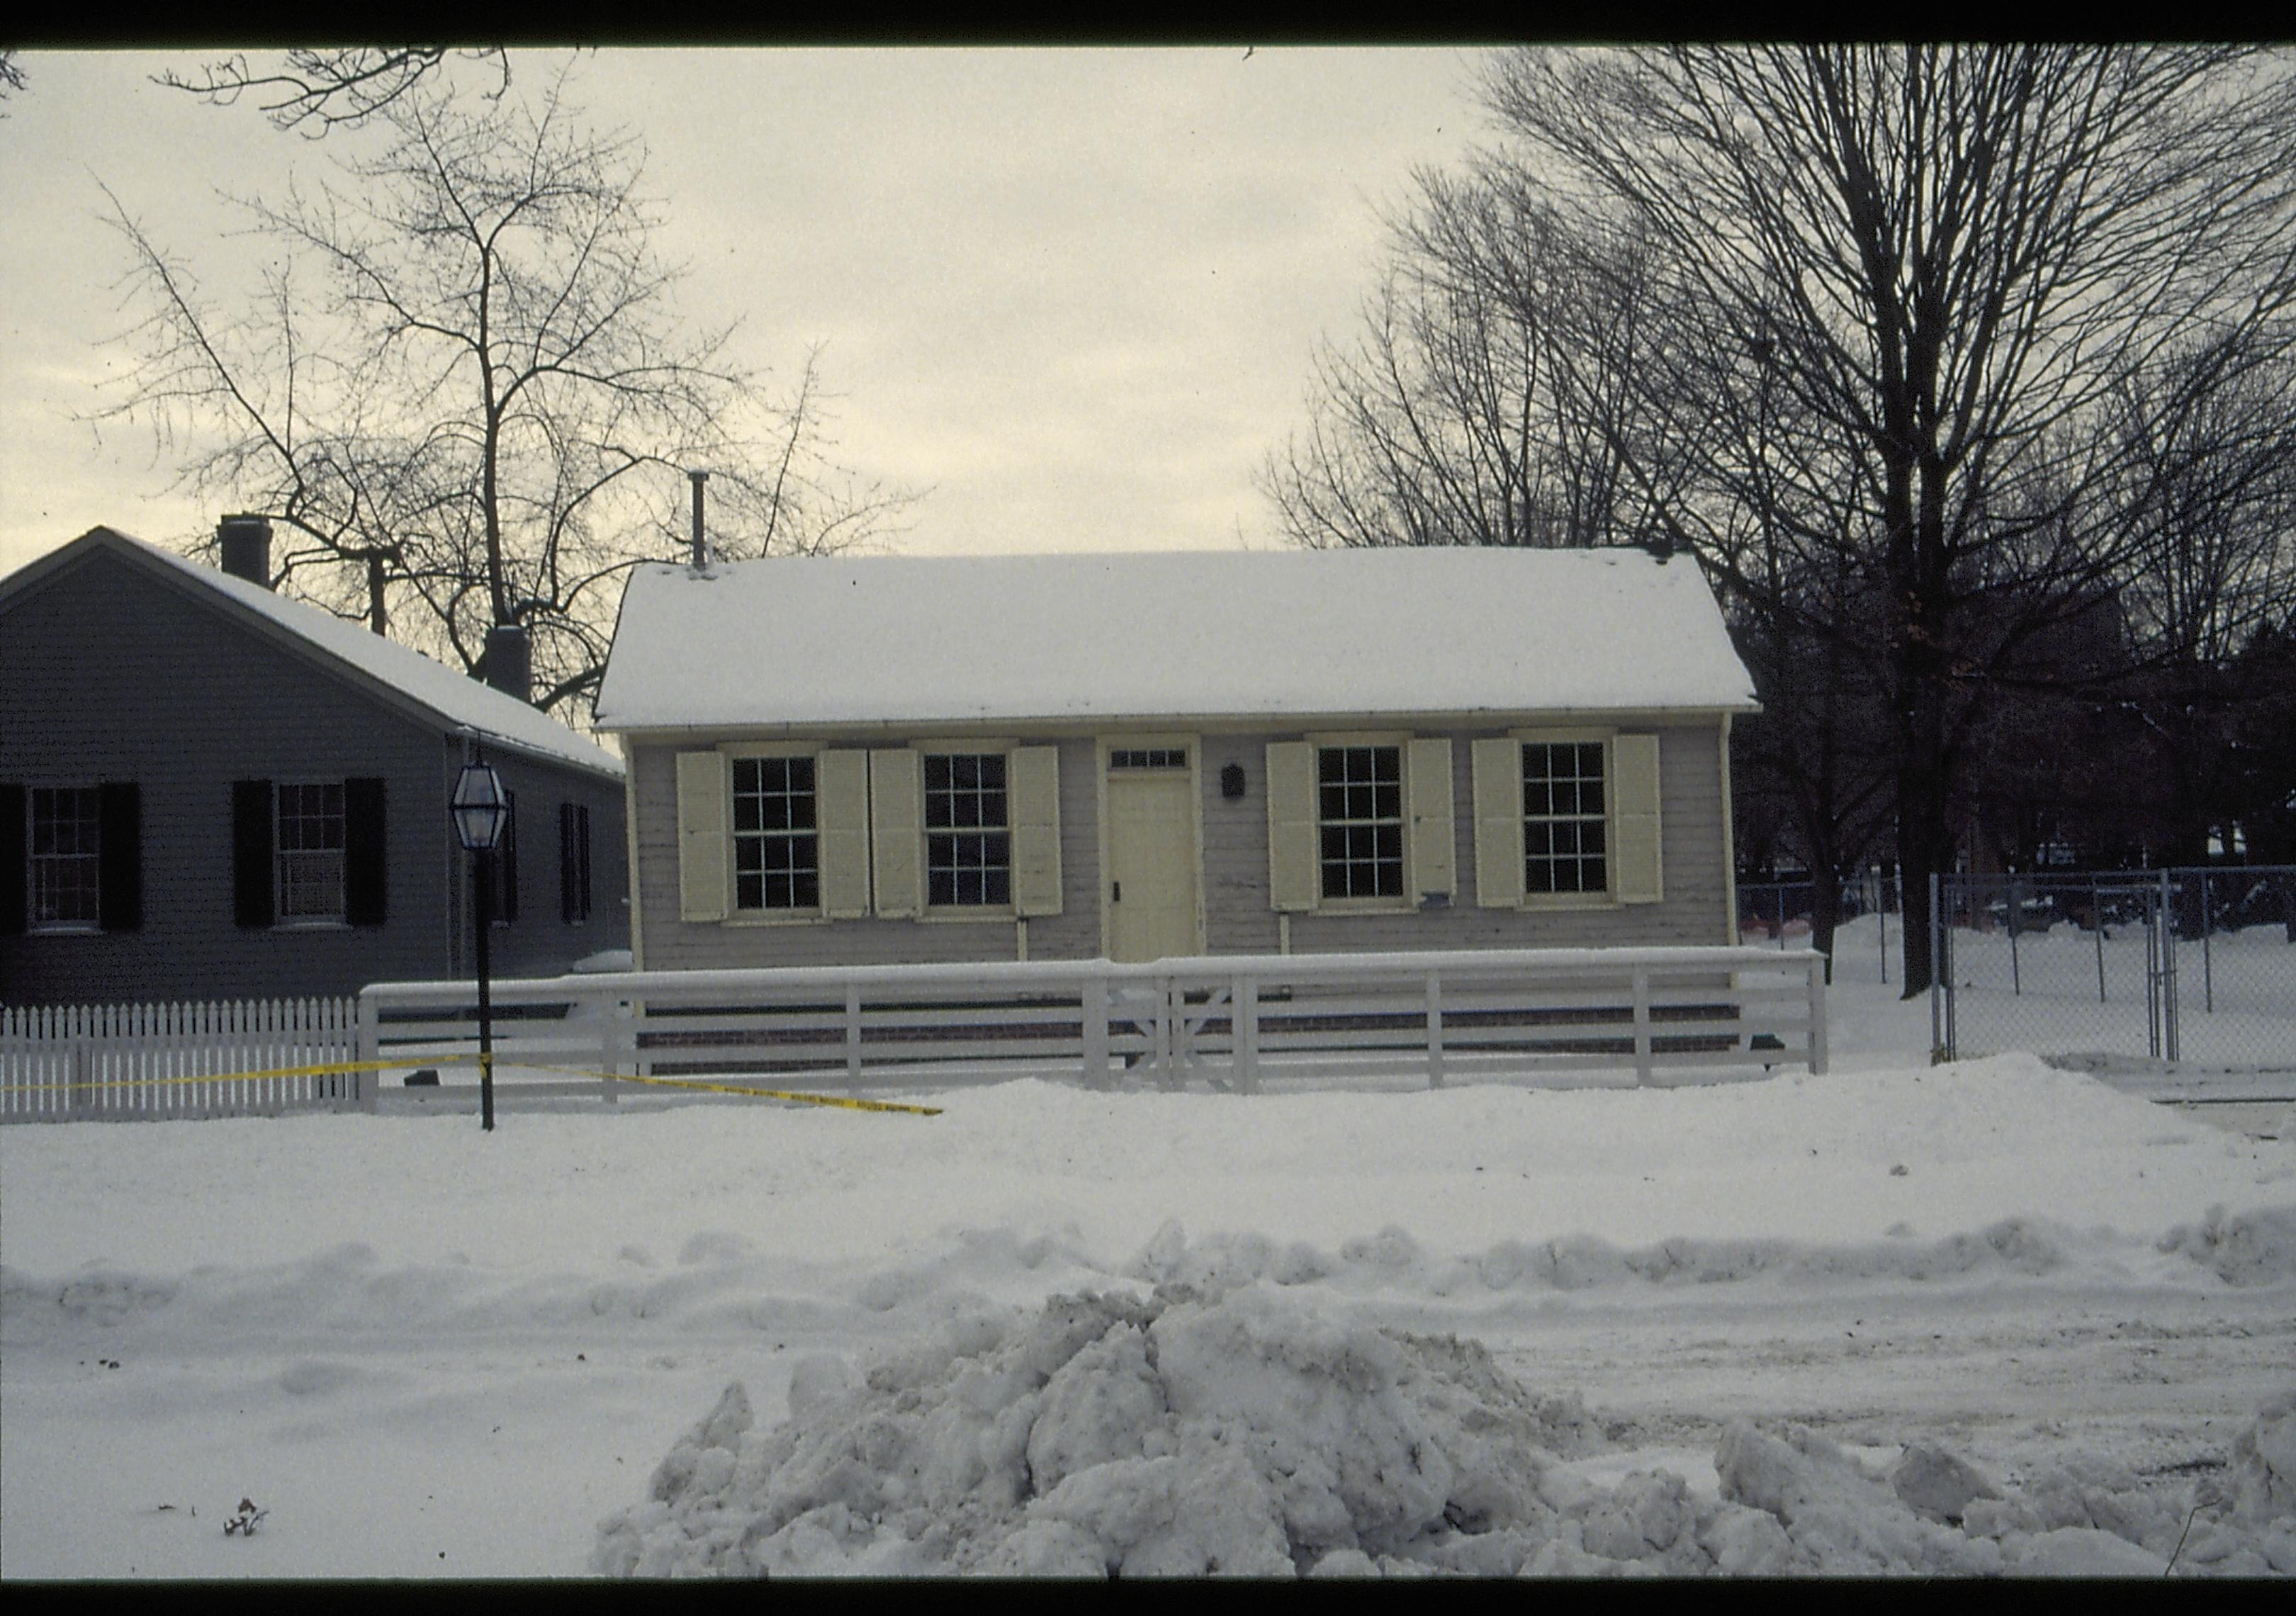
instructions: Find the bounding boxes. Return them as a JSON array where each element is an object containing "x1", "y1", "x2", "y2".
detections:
[
  {"x1": 919, "y1": 907, "x2": 1018, "y2": 924},
  {"x1": 27, "y1": 923, "x2": 102, "y2": 937},
  {"x1": 275, "y1": 919, "x2": 351, "y2": 932},
  {"x1": 721, "y1": 910, "x2": 828, "y2": 928},
  {"x1": 1519, "y1": 892, "x2": 1623, "y2": 913}
]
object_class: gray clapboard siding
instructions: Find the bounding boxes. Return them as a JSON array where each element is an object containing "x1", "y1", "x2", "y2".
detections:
[
  {"x1": 1230, "y1": 724, "x2": 1728, "y2": 955},
  {"x1": 1, "y1": 544, "x2": 629, "y2": 1004},
  {"x1": 634, "y1": 722, "x2": 1732, "y2": 970}
]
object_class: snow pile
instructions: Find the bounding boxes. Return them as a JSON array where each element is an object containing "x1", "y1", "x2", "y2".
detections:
[
  {"x1": 595, "y1": 1284, "x2": 2296, "y2": 1578},
  {"x1": 592, "y1": 1284, "x2": 1599, "y2": 1576}
]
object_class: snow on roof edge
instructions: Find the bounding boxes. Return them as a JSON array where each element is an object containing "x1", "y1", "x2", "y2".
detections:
[{"x1": 40, "y1": 529, "x2": 624, "y2": 779}]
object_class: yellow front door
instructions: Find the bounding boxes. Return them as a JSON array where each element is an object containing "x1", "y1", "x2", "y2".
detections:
[{"x1": 1105, "y1": 758, "x2": 1199, "y2": 963}]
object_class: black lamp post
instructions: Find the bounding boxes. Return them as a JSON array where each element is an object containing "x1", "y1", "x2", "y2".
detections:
[{"x1": 451, "y1": 754, "x2": 510, "y2": 1131}]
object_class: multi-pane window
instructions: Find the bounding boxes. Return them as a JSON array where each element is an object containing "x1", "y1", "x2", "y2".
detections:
[
  {"x1": 733, "y1": 756, "x2": 819, "y2": 911},
  {"x1": 1523, "y1": 741, "x2": 1606, "y2": 894},
  {"x1": 1108, "y1": 748, "x2": 1188, "y2": 770},
  {"x1": 924, "y1": 753, "x2": 1010, "y2": 907},
  {"x1": 29, "y1": 787, "x2": 101, "y2": 929},
  {"x1": 1318, "y1": 745, "x2": 1403, "y2": 899},
  {"x1": 276, "y1": 782, "x2": 347, "y2": 921}
]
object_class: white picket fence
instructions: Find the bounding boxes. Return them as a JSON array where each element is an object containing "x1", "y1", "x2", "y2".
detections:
[
  {"x1": 1, "y1": 947, "x2": 1827, "y2": 1123},
  {"x1": 356, "y1": 946, "x2": 1828, "y2": 1108},
  {"x1": 0, "y1": 998, "x2": 363, "y2": 1123}
]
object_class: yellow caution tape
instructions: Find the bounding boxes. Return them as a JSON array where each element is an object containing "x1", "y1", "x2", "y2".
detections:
[{"x1": 1, "y1": 1054, "x2": 942, "y2": 1116}]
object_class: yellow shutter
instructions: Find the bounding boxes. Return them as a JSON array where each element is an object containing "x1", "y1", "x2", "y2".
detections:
[
  {"x1": 1473, "y1": 738, "x2": 1525, "y2": 909},
  {"x1": 816, "y1": 749, "x2": 871, "y2": 919},
  {"x1": 675, "y1": 750, "x2": 728, "y2": 922},
  {"x1": 1011, "y1": 746, "x2": 1062, "y2": 916},
  {"x1": 869, "y1": 748, "x2": 923, "y2": 918},
  {"x1": 1407, "y1": 737, "x2": 1455, "y2": 900},
  {"x1": 1612, "y1": 733, "x2": 1664, "y2": 904},
  {"x1": 1265, "y1": 741, "x2": 1318, "y2": 912}
]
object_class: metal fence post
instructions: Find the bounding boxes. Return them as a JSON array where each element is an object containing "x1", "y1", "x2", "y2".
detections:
[
  {"x1": 1808, "y1": 953, "x2": 1829, "y2": 1074},
  {"x1": 2199, "y1": 869, "x2": 2214, "y2": 1015},
  {"x1": 2161, "y1": 869, "x2": 2179, "y2": 1062},
  {"x1": 1929, "y1": 872, "x2": 1946, "y2": 1062}
]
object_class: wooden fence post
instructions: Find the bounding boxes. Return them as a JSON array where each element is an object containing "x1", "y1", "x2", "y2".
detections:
[
  {"x1": 1426, "y1": 970, "x2": 1445, "y2": 1091},
  {"x1": 1235, "y1": 974, "x2": 1259, "y2": 1095},
  {"x1": 1083, "y1": 972, "x2": 1110, "y2": 1089},
  {"x1": 1631, "y1": 967, "x2": 1653, "y2": 1085}
]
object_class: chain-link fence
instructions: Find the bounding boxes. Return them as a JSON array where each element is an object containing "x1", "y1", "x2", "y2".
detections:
[
  {"x1": 1932, "y1": 867, "x2": 2296, "y2": 1071},
  {"x1": 1738, "y1": 871, "x2": 1903, "y2": 983}
]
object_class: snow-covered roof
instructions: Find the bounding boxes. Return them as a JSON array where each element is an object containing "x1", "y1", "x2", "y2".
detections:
[
  {"x1": 593, "y1": 546, "x2": 1757, "y2": 732},
  {"x1": 6, "y1": 529, "x2": 622, "y2": 779}
]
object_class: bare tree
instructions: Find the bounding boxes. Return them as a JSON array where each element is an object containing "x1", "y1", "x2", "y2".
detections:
[
  {"x1": 1477, "y1": 45, "x2": 2296, "y2": 993},
  {"x1": 154, "y1": 47, "x2": 512, "y2": 135},
  {"x1": 1, "y1": 50, "x2": 26, "y2": 111},
  {"x1": 99, "y1": 62, "x2": 916, "y2": 719},
  {"x1": 1263, "y1": 179, "x2": 1687, "y2": 551}
]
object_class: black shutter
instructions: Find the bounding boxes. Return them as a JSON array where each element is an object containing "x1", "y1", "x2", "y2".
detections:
[
  {"x1": 560, "y1": 802, "x2": 591, "y2": 925},
  {"x1": 98, "y1": 782, "x2": 142, "y2": 933},
  {"x1": 232, "y1": 780, "x2": 274, "y2": 928},
  {"x1": 0, "y1": 785, "x2": 23, "y2": 936},
  {"x1": 495, "y1": 793, "x2": 519, "y2": 924},
  {"x1": 344, "y1": 778, "x2": 387, "y2": 927},
  {"x1": 559, "y1": 802, "x2": 575, "y2": 924}
]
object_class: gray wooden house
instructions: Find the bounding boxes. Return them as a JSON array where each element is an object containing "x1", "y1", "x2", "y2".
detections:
[
  {"x1": 1, "y1": 524, "x2": 628, "y2": 1006},
  {"x1": 592, "y1": 546, "x2": 1757, "y2": 971}
]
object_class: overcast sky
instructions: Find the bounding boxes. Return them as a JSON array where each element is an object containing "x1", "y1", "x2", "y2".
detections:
[{"x1": 0, "y1": 47, "x2": 1494, "y2": 585}]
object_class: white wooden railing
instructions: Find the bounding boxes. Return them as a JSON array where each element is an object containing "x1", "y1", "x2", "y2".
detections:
[
  {"x1": 1, "y1": 998, "x2": 362, "y2": 1123},
  {"x1": 356, "y1": 946, "x2": 1826, "y2": 1106}
]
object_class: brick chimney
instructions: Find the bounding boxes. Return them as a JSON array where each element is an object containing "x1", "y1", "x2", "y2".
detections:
[
  {"x1": 218, "y1": 515, "x2": 273, "y2": 588},
  {"x1": 483, "y1": 622, "x2": 531, "y2": 705}
]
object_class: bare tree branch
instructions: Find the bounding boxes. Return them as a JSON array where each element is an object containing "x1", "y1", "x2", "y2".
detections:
[
  {"x1": 96, "y1": 61, "x2": 921, "y2": 721},
  {"x1": 154, "y1": 48, "x2": 512, "y2": 135}
]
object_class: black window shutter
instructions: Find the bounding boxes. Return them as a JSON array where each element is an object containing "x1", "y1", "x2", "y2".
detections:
[
  {"x1": 98, "y1": 782, "x2": 142, "y2": 932},
  {"x1": 560, "y1": 801, "x2": 590, "y2": 924},
  {"x1": 232, "y1": 780, "x2": 274, "y2": 928},
  {"x1": 496, "y1": 793, "x2": 519, "y2": 924},
  {"x1": 0, "y1": 785, "x2": 24, "y2": 936},
  {"x1": 344, "y1": 777, "x2": 387, "y2": 927},
  {"x1": 559, "y1": 802, "x2": 576, "y2": 924}
]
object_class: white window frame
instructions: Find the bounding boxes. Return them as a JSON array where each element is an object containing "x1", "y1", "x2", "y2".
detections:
[
  {"x1": 1475, "y1": 726, "x2": 1660, "y2": 912},
  {"x1": 28, "y1": 784, "x2": 102, "y2": 934},
  {"x1": 274, "y1": 780, "x2": 348, "y2": 927},
  {"x1": 1311, "y1": 733, "x2": 1411, "y2": 910},
  {"x1": 918, "y1": 744, "x2": 1016, "y2": 916},
  {"x1": 728, "y1": 746, "x2": 826, "y2": 917},
  {"x1": 1519, "y1": 732, "x2": 1611, "y2": 902}
]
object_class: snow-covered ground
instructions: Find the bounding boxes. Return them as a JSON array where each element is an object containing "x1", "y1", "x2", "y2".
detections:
[{"x1": 4, "y1": 920, "x2": 2292, "y2": 1578}]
